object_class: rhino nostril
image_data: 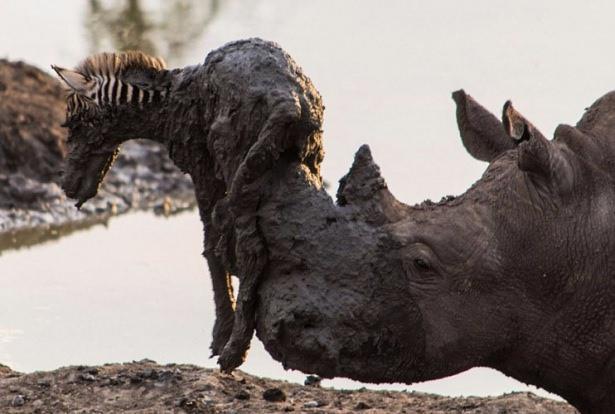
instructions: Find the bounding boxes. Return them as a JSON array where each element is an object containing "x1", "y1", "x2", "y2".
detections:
[{"x1": 291, "y1": 310, "x2": 319, "y2": 330}]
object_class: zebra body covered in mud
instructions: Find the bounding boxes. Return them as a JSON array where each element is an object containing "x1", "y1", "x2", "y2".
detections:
[{"x1": 53, "y1": 39, "x2": 324, "y2": 371}]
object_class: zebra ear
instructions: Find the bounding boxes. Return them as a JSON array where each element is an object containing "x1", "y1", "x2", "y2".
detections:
[{"x1": 51, "y1": 65, "x2": 93, "y2": 94}]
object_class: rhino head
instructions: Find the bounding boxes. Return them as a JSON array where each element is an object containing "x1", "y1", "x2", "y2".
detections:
[{"x1": 255, "y1": 90, "x2": 615, "y2": 413}]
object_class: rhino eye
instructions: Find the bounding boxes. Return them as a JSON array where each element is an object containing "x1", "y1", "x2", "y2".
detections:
[{"x1": 413, "y1": 258, "x2": 431, "y2": 271}]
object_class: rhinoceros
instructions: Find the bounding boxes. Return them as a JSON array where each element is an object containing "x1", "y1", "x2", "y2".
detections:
[{"x1": 53, "y1": 38, "x2": 615, "y2": 413}]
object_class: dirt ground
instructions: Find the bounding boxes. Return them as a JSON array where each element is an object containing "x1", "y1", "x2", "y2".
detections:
[{"x1": 0, "y1": 361, "x2": 577, "y2": 414}]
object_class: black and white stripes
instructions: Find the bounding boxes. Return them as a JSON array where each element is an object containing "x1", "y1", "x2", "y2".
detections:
[
  {"x1": 90, "y1": 74, "x2": 165, "y2": 106},
  {"x1": 53, "y1": 51, "x2": 169, "y2": 117}
]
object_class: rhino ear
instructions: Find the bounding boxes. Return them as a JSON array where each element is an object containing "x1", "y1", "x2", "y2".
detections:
[
  {"x1": 452, "y1": 90, "x2": 516, "y2": 162},
  {"x1": 51, "y1": 65, "x2": 92, "y2": 94},
  {"x1": 502, "y1": 101, "x2": 574, "y2": 194}
]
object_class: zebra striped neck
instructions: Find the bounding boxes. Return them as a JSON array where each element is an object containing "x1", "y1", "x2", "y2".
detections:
[
  {"x1": 88, "y1": 74, "x2": 168, "y2": 106},
  {"x1": 56, "y1": 51, "x2": 170, "y2": 117},
  {"x1": 66, "y1": 79, "x2": 169, "y2": 117}
]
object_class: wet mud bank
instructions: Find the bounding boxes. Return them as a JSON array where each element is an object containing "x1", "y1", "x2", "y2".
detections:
[
  {"x1": 0, "y1": 59, "x2": 195, "y2": 251},
  {"x1": 0, "y1": 361, "x2": 577, "y2": 413}
]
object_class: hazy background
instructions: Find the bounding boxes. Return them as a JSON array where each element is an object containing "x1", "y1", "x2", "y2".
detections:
[{"x1": 2, "y1": 0, "x2": 614, "y2": 399}]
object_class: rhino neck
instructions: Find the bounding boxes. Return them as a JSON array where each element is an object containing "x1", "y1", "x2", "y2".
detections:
[
  {"x1": 497, "y1": 348, "x2": 615, "y2": 413},
  {"x1": 491, "y1": 205, "x2": 615, "y2": 413}
]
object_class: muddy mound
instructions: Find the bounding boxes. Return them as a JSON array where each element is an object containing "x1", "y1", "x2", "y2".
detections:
[
  {"x1": 0, "y1": 361, "x2": 577, "y2": 413},
  {"x1": 0, "y1": 59, "x2": 66, "y2": 183}
]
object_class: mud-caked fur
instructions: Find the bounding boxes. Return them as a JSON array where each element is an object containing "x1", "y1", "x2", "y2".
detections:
[{"x1": 55, "y1": 39, "x2": 324, "y2": 371}]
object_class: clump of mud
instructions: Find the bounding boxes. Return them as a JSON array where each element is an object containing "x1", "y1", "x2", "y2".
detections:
[{"x1": 0, "y1": 361, "x2": 577, "y2": 413}]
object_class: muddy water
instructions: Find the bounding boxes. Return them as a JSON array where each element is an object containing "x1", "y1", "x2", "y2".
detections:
[{"x1": 3, "y1": 0, "x2": 613, "y2": 400}]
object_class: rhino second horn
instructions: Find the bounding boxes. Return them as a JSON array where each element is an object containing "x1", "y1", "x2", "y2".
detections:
[
  {"x1": 501, "y1": 101, "x2": 563, "y2": 186},
  {"x1": 502, "y1": 101, "x2": 532, "y2": 143},
  {"x1": 516, "y1": 130, "x2": 552, "y2": 176}
]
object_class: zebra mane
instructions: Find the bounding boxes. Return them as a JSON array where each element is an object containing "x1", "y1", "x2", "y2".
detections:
[
  {"x1": 60, "y1": 51, "x2": 170, "y2": 117},
  {"x1": 76, "y1": 51, "x2": 166, "y2": 79}
]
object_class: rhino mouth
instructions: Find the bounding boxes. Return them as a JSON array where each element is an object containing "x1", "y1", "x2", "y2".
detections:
[{"x1": 62, "y1": 151, "x2": 117, "y2": 208}]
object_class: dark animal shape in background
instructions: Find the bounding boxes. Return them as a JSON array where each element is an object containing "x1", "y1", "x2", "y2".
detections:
[{"x1": 56, "y1": 39, "x2": 615, "y2": 413}]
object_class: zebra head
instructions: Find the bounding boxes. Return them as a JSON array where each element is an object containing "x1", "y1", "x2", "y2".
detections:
[{"x1": 52, "y1": 51, "x2": 171, "y2": 207}]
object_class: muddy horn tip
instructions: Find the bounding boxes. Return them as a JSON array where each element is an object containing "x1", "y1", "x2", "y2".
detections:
[{"x1": 451, "y1": 89, "x2": 466, "y2": 100}]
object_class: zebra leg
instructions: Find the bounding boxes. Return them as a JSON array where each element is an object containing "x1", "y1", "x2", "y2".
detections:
[
  {"x1": 204, "y1": 244, "x2": 235, "y2": 357},
  {"x1": 197, "y1": 189, "x2": 235, "y2": 358},
  {"x1": 217, "y1": 99, "x2": 303, "y2": 372}
]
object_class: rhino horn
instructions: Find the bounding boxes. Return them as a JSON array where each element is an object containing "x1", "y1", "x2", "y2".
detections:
[
  {"x1": 502, "y1": 101, "x2": 574, "y2": 194},
  {"x1": 502, "y1": 100, "x2": 548, "y2": 171}
]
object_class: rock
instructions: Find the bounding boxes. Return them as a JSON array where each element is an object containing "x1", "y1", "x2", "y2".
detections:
[
  {"x1": 176, "y1": 396, "x2": 215, "y2": 413},
  {"x1": 304, "y1": 375, "x2": 321, "y2": 387},
  {"x1": 201, "y1": 396, "x2": 215, "y2": 405},
  {"x1": 107, "y1": 377, "x2": 124, "y2": 386},
  {"x1": 157, "y1": 369, "x2": 178, "y2": 382},
  {"x1": 173, "y1": 368, "x2": 183, "y2": 381},
  {"x1": 303, "y1": 399, "x2": 327, "y2": 408},
  {"x1": 11, "y1": 394, "x2": 25, "y2": 407},
  {"x1": 36, "y1": 378, "x2": 51, "y2": 387},
  {"x1": 79, "y1": 373, "x2": 97, "y2": 382},
  {"x1": 262, "y1": 387, "x2": 286, "y2": 402},
  {"x1": 354, "y1": 401, "x2": 371, "y2": 410},
  {"x1": 0, "y1": 364, "x2": 14, "y2": 378},
  {"x1": 141, "y1": 368, "x2": 158, "y2": 379},
  {"x1": 8, "y1": 174, "x2": 52, "y2": 203},
  {"x1": 234, "y1": 390, "x2": 250, "y2": 400}
]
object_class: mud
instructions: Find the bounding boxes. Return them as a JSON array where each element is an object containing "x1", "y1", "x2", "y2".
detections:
[
  {"x1": 0, "y1": 361, "x2": 577, "y2": 413},
  {"x1": 0, "y1": 59, "x2": 195, "y2": 252}
]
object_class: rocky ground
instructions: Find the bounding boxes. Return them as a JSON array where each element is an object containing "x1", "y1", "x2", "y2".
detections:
[
  {"x1": 0, "y1": 59, "x2": 195, "y2": 251},
  {"x1": 0, "y1": 361, "x2": 577, "y2": 414}
]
